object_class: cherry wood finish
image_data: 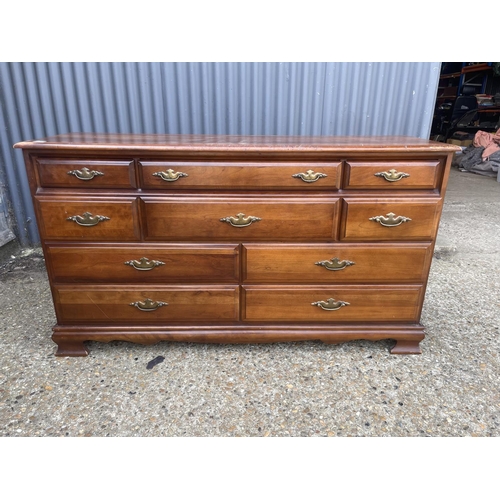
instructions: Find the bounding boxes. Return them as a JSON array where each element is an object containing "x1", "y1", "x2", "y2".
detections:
[
  {"x1": 242, "y1": 285, "x2": 423, "y2": 322},
  {"x1": 35, "y1": 197, "x2": 140, "y2": 241},
  {"x1": 15, "y1": 133, "x2": 461, "y2": 152},
  {"x1": 142, "y1": 196, "x2": 340, "y2": 241},
  {"x1": 53, "y1": 285, "x2": 240, "y2": 323},
  {"x1": 340, "y1": 198, "x2": 442, "y2": 241},
  {"x1": 51, "y1": 324, "x2": 426, "y2": 357},
  {"x1": 140, "y1": 161, "x2": 341, "y2": 190},
  {"x1": 35, "y1": 158, "x2": 136, "y2": 189},
  {"x1": 343, "y1": 160, "x2": 442, "y2": 190},
  {"x1": 242, "y1": 243, "x2": 433, "y2": 283},
  {"x1": 45, "y1": 243, "x2": 240, "y2": 283},
  {"x1": 14, "y1": 134, "x2": 460, "y2": 356}
]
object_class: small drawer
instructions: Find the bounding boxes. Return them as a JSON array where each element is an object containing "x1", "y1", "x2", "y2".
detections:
[
  {"x1": 139, "y1": 161, "x2": 341, "y2": 190},
  {"x1": 46, "y1": 244, "x2": 240, "y2": 283},
  {"x1": 343, "y1": 160, "x2": 441, "y2": 189},
  {"x1": 142, "y1": 196, "x2": 340, "y2": 241},
  {"x1": 36, "y1": 158, "x2": 136, "y2": 189},
  {"x1": 53, "y1": 285, "x2": 240, "y2": 323},
  {"x1": 340, "y1": 198, "x2": 442, "y2": 241},
  {"x1": 242, "y1": 243, "x2": 433, "y2": 283},
  {"x1": 35, "y1": 197, "x2": 140, "y2": 241},
  {"x1": 242, "y1": 285, "x2": 424, "y2": 322}
]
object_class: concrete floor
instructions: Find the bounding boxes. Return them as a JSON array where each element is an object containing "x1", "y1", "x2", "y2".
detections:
[{"x1": 1, "y1": 166, "x2": 499, "y2": 437}]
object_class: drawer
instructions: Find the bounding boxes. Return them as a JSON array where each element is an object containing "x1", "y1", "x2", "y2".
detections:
[
  {"x1": 46, "y1": 244, "x2": 240, "y2": 283},
  {"x1": 340, "y1": 198, "x2": 442, "y2": 241},
  {"x1": 35, "y1": 158, "x2": 136, "y2": 189},
  {"x1": 142, "y1": 196, "x2": 340, "y2": 241},
  {"x1": 53, "y1": 285, "x2": 240, "y2": 323},
  {"x1": 139, "y1": 161, "x2": 341, "y2": 190},
  {"x1": 242, "y1": 285, "x2": 424, "y2": 322},
  {"x1": 242, "y1": 243, "x2": 433, "y2": 283},
  {"x1": 35, "y1": 197, "x2": 140, "y2": 241},
  {"x1": 343, "y1": 160, "x2": 441, "y2": 189}
]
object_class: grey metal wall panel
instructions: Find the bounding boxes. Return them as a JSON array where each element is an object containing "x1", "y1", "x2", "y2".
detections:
[{"x1": 0, "y1": 62, "x2": 440, "y2": 246}]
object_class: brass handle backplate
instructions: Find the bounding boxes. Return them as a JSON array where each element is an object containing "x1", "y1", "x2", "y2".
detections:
[
  {"x1": 312, "y1": 298, "x2": 350, "y2": 311},
  {"x1": 369, "y1": 212, "x2": 411, "y2": 227},
  {"x1": 374, "y1": 169, "x2": 410, "y2": 182},
  {"x1": 67, "y1": 212, "x2": 110, "y2": 227},
  {"x1": 315, "y1": 257, "x2": 355, "y2": 271},
  {"x1": 124, "y1": 257, "x2": 165, "y2": 271},
  {"x1": 292, "y1": 170, "x2": 328, "y2": 183},
  {"x1": 220, "y1": 213, "x2": 261, "y2": 227},
  {"x1": 130, "y1": 298, "x2": 168, "y2": 311},
  {"x1": 67, "y1": 167, "x2": 104, "y2": 180},
  {"x1": 153, "y1": 169, "x2": 188, "y2": 182}
]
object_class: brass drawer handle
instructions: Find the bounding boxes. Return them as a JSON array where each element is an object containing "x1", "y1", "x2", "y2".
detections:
[
  {"x1": 220, "y1": 212, "x2": 261, "y2": 227},
  {"x1": 152, "y1": 169, "x2": 188, "y2": 182},
  {"x1": 292, "y1": 170, "x2": 327, "y2": 183},
  {"x1": 67, "y1": 212, "x2": 110, "y2": 226},
  {"x1": 369, "y1": 212, "x2": 411, "y2": 227},
  {"x1": 315, "y1": 257, "x2": 355, "y2": 271},
  {"x1": 312, "y1": 298, "x2": 350, "y2": 311},
  {"x1": 67, "y1": 167, "x2": 104, "y2": 180},
  {"x1": 374, "y1": 169, "x2": 410, "y2": 182},
  {"x1": 124, "y1": 257, "x2": 165, "y2": 271},
  {"x1": 130, "y1": 298, "x2": 168, "y2": 311}
]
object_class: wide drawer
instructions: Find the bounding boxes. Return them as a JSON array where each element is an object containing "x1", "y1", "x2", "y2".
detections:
[
  {"x1": 46, "y1": 244, "x2": 240, "y2": 283},
  {"x1": 242, "y1": 243, "x2": 433, "y2": 283},
  {"x1": 142, "y1": 196, "x2": 340, "y2": 241},
  {"x1": 35, "y1": 197, "x2": 140, "y2": 241},
  {"x1": 343, "y1": 160, "x2": 441, "y2": 189},
  {"x1": 139, "y1": 161, "x2": 341, "y2": 190},
  {"x1": 242, "y1": 285, "x2": 424, "y2": 322},
  {"x1": 53, "y1": 285, "x2": 240, "y2": 323},
  {"x1": 35, "y1": 158, "x2": 136, "y2": 189},
  {"x1": 340, "y1": 198, "x2": 442, "y2": 241}
]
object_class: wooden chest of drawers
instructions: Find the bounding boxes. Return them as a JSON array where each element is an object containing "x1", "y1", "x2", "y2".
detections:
[{"x1": 15, "y1": 134, "x2": 459, "y2": 356}]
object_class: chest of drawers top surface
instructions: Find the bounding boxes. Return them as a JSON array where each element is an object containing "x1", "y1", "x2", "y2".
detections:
[
  {"x1": 15, "y1": 134, "x2": 459, "y2": 357},
  {"x1": 15, "y1": 132, "x2": 458, "y2": 152}
]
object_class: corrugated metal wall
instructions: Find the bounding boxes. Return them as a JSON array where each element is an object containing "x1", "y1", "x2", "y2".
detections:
[{"x1": 0, "y1": 62, "x2": 441, "y2": 246}]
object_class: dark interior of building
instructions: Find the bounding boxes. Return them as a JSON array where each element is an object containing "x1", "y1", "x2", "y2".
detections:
[{"x1": 431, "y1": 62, "x2": 500, "y2": 145}]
